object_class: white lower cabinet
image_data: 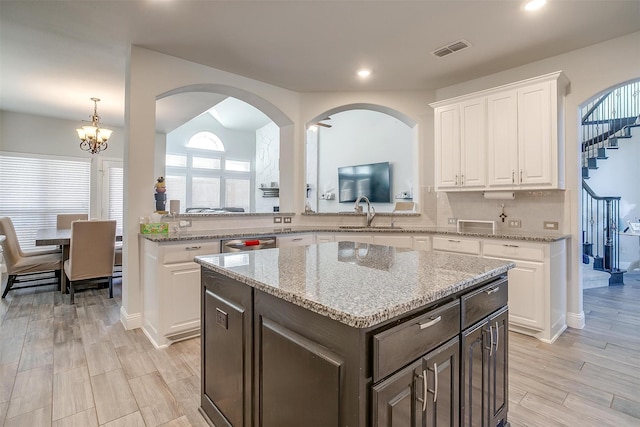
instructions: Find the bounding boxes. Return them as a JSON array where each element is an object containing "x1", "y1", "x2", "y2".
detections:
[
  {"x1": 277, "y1": 234, "x2": 315, "y2": 247},
  {"x1": 412, "y1": 236, "x2": 431, "y2": 251},
  {"x1": 140, "y1": 238, "x2": 220, "y2": 348},
  {"x1": 483, "y1": 239, "x2": 566, "y2": 343},
  {"x1": 334, "y1": 233, "x2": 373, "y2": 244},
  {"x1": 372, "y1": 234, "x2": 413, "y2": 249},
  {"x1": 432, "y1": 236, "x2": 481, "y2": 256},
  {"x1": 315, "y1": 234, "x2": 335, "y2": 244}
]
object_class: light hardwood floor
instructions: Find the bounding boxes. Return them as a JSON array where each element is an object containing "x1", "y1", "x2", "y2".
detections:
[{"x1": 1, "y1": 274, "x2": 640, "y2": 426}]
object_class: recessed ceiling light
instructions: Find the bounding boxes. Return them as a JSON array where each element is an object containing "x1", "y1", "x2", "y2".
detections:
[
  {"x1": 357, "y1": 69, "x2": 371, "y2": 78},
  {"x1": 524, "y1": 0, "x2": 547, "y2": 11}
]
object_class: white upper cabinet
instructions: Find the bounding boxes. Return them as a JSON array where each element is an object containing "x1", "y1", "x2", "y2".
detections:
[
  {"x1": 434, "y1": 98, "x2": 486, "y2": 190},
  {"x1": 432, "y1": 71, "x2": 567, "y2": 192}
]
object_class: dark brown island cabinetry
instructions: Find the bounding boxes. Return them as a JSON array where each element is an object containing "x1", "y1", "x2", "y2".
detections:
[{"x1": 200, "y1": 267, "x2": 509, "y2": 427}]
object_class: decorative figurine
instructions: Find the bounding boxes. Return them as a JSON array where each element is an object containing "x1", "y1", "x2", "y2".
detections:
[{"x1": 154, "y1": 176, "x2": 167, "y2": 213}]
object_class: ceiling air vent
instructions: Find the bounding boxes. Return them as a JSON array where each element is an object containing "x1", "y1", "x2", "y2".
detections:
[{"x1": 432, "y1": 39, "x2": 471, "y2": 58}]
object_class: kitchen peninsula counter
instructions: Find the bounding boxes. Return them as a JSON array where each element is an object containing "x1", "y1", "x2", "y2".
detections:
[
  {"x1": 196, "y1": 242, "x2": 514, "y2": 427},
  {"x1": 142, "y1": 224, "x2": 569, "y2": 243}
]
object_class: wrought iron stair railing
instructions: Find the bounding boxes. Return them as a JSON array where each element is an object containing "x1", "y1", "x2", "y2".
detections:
[
  {"x1": 582, "y1": 180, "x2": 624, "y2": 285},
  {"x1": 581, "y1": 81, "x2": 640, "y2": 179}
]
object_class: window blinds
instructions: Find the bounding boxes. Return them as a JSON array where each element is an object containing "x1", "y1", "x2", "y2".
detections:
[{"x1": 0, "y1": 153, "x2": 90, "y2": 251}]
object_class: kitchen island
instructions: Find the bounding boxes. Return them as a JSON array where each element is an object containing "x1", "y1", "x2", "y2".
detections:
[{"x1": 195, "y1": 241, "x2": 514, "y2": 427}]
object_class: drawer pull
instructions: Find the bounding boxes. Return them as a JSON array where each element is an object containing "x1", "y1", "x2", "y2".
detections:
[
  {"x1": 489, "y1": 325, "x2": 495, "y2": 356},
  {"x1": 503, "y1": 244, "x2": 519, "y2": 248},
  {"x1": 447, "y1": 239, "x2": 460, "y2": 243},
  {"x1": 185, "y1": 246, "x2": 202, "y2": 251},
  {"x1": 292, "y1": 238, "x2": 303, "y2": 241},
  {"x1": 418, "y1": 370, "x2": 428, "y2": 412},
  {"x1": 418, "y1": 316, "x2": 442, "y2": 329},
  {"x1": 433, "y1": 363, "x2": 439, "y2": 403},
  {"x1": 484, "y1": 287, "x2": 500, "y2": 296}
]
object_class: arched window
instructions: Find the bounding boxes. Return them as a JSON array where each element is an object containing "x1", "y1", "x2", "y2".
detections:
[{"x1": 186, "y1": 131, "x2": 225, "y2": 151}]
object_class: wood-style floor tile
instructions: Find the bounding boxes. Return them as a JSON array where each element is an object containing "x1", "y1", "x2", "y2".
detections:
[
  {"x1": 115, "y1": 346, "x2": 157, "y2": 380},
  {"x1": 129, "y1": 371, "x2": 183, "y2": 426},
  {"x1": 53, "y1": 339, "x2": 87, "y2": 374},
  {"x1": 101, "y1": 410, "x2": 146, "y2": 427},
  {"x1": 90, "y1": 368, "x2": 138, "y2": 425},
  {"x1": 52, "y1": 407, "x2": 98, "y2": 427},
  {"x1": 85, "y1": 341, "x2": 121, "y2": 377},
  {"x1": 6, "y1": 364, "x2": 53, "y2": 419},
  {"x1": 159, "y1": 415, "x2": 193, "y2": 427},
  {"x1": 3, "y1": 405, "x2": 52, "y2": 427},
  {"x1": 0, "y1": 362, "x2": 18, "y2": 403},
  {"x1": 52, "y1": 366, "x2": 94, "y2": 421},
  {"x1": 18, "y1": 337, "x2": 54, "y2": 372}
]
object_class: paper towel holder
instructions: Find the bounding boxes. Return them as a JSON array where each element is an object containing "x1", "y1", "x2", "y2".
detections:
[{"x1": 483, "y1": 191, "x2": 515, "y2": 200}]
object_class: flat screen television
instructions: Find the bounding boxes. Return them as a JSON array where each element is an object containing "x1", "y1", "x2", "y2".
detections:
[{"x1": 338, "y1": 161, "x2": 391, "y2": 203}]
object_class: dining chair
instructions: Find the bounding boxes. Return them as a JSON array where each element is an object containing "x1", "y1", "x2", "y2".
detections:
[
  {"x1": 0, "y1": 217, "x2": 62, "y2": 298},
  {"x1": 64, "y1": 220, "x2": 116, "y2": 304},
  {"x1": 56, "y1": 213, "x2": 88, "y2": 229}
]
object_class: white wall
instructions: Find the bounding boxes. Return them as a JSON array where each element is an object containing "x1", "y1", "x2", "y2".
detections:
[
  {"x1": 123, "y1": 46, "x2": 300, "y2": 328},
  {"x1": 299, "y1": 90, "x2": 436, "y2": 224},
  {"x1": 255, "y1": 122, "x2": 280, "y2": 213},
  {"x1": 433, "y1": 31, "x2": 640, "y2": 329},
  {"x1": 0, "y1": 110, "x2": 125, "y2": 218},
  {"x1": 315, "y1": 109, "x2": 413, "y2": 213}
]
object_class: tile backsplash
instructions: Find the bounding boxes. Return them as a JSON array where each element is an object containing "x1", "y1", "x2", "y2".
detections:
[{"x1": 436, "y1": 190, "x2": 565, "y2": 232}]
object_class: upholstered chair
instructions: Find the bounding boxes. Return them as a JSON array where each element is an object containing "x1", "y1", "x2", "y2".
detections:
[
  {"x1": 0, "y1": 217, "x2": 62, "y2": 298},
  {"x1": 64, "y1": 220, "x2": 116, "y2": 304},
  {"x1": 56, "y1": 213, "x2": 89, "y2": 229}
]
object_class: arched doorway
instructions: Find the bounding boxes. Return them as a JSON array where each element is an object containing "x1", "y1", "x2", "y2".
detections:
[{"x1": 579, "y1": 79, "x2": 640, "y2": 292}]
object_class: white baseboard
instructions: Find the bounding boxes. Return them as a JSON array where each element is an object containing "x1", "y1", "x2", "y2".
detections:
[
  {"x1": 566, "y1": 311, "x2": 585, "y2": 329},
  {"x1": 119, "y1": 306, "x2": 142, "y2": 330}
]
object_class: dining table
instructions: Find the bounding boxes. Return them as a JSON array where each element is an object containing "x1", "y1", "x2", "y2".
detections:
[{"x1": 35, "y1": 227, "x2": 123, "y2": 293}]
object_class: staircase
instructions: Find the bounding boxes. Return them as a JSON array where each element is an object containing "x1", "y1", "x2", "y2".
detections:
[{"x1": 581, "y1": 81, "x2": 640, "y2": 286}]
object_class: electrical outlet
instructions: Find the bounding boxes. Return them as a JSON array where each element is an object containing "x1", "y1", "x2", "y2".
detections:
[
  {"x1": 544, "y1": 221, "x2": 559, "y2": 230},
  {"x1": 508, "y1": 219, "x2": 521, "y2": 228},
  {"x1": 178, "y1": 219, "x2": 191, "y2": 227},
  {"x1": 283, "y1": 217, "x2": 292, "y2": 224},
  {"x1": 448, "y1": 218, "x2": 458, "y2": 225},
  {"x1": 273, "y1": 216, "x2": 282, "y2": 224},
  {"x1": 215, "y1": 308, "x2": 228, "y2": 329}
]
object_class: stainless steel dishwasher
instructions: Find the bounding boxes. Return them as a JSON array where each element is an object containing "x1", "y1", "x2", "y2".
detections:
[{"x1": 220, "y1": 236, "x2": 277, "y2": 253}]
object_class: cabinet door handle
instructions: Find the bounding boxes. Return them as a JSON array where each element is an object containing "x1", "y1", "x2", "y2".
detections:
[
  {"x1": 421, "y1": 369, "x2": 428, "y2": 412},
  {"x1": 484, "y1": 286, "x2": 500, "y2": 295},
  {"x1": 512, "y1": 170, "x2": 515, "y2": 183},
  {"x1": 495, "y1": 321, "x2": 500, "y2": 352},
  {"x1": 520, "y1": 169, "x2": 523, "y2": 183},
  {"x1": 185, "y1": 246, "x2": 202, "y2": 251},
  {"x1": 489, "y1": 325, "x2": 494, "y2": 357},
  {"x1": 461, "y1": 174, "x2": 465, "y2": 186},
  {"x1": 433, "y1": 363, "x2": 439, "y2": 404},
  {"x1": 455, "y1": 174, "x2": 458, "y2": 186},
  {"x1": 418, "y1": 316, "x2": 442, "y2": 329}
]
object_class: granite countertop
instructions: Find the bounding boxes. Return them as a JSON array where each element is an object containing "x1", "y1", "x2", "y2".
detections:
[
  {"x1": 195, "y1": 242, "x2": 514, "y2": 329},
  {"x1": 141, "y1": 225, "x2": 569, "y2": 243}
]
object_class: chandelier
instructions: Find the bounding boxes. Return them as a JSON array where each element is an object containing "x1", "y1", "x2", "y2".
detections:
[{"x1": 76, "y1": 97, "x2": 113, "y2": 154}]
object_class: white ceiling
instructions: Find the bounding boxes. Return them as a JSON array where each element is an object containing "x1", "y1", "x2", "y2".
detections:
[{"x1": 1, "y1": 0, "x2": 639, "y2": 132}]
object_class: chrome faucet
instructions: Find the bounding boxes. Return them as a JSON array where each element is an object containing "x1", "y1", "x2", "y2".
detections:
[{"x1": 354, "y1": 195, "x2": 376, "y2": 227}]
